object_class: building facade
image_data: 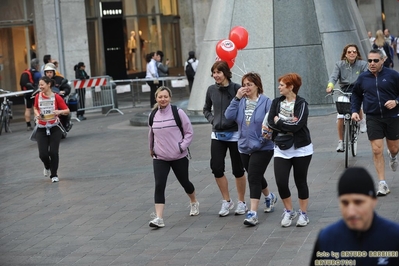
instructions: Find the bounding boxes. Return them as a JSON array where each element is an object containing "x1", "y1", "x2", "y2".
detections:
[{"x1": 0, "y1": 0, "x2": 397, "y2": 94}]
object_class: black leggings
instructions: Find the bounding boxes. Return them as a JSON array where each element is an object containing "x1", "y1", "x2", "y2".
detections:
[
  {"x1": 153, "y1": 157, "x2": 195, "y2": 204},
  {"x1": 36, "y1": 126, "x2": 63, "y2": 178},
  {"x1": 240, "y1": 150, "x2": 273, "y2": 199},
  {"x1": 210, "y1": 139, "x2": 245, "y2": 178},
  {"x1": 274, "y1": 155, "x2": 312, "y2": 200}
]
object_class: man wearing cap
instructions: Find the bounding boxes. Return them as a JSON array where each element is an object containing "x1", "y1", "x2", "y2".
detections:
[{"x1": 310, "y1": 167, "x2": 399, "y2": 265}]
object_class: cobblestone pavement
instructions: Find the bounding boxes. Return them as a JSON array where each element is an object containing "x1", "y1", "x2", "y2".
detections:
[{"x1": 1, "y1": 104, "x2": 398, "y2": 266}]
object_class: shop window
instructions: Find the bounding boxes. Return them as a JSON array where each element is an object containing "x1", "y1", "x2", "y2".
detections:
[{"x1": 160, "y1": 0, "x2": 178, "y2": 15}]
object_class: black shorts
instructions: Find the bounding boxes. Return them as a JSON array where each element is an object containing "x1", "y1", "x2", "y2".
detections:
[
  {"x1": 366, "y1": 116, "x2": 399, "y2": 140},
  {"x1": 24, "y1": 92, "x2": 33, "y2": 108}
]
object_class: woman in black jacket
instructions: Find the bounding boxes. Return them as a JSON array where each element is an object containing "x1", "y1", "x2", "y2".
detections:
[
  {"x1": 203, "y1": 61, "x2": 247, "y2": 218},
  {"x1": 266, "y1": 73, "x2": 313, "y2": 228}
]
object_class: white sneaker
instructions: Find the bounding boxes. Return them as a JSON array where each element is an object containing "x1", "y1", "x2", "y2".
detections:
[
  {"x1": 219, "y1": 200, "x2": 234, "y2": 217},
  {"x1": 190, "y1": 201, "x2": 200, "y2": 216},
  {"x1": 234, "y1": 201, "x2": 248, "y2": 215},
  {"x1": 336, "y1": 140, "x2": 344, "y2": 152},
  {"x1": 149, "y1": 213, "x2": 165, "y2": 228},
  {"x1": 281, "y1": 209, "x2": 297, "y2": 227},
  {"x1": 296, "y1": 210, "x2": 309, "y2": 227},
  {"x1": 51, "y1": 176, "x2": 59, "y2": 183},
  {"x1": 243, "y1": 211, "x2": 259, "y2": 226},
  {"x1": 387, "y1": 150, "x2": 398, "y2": 172},
  {"x1": 43, "y1": 168, "x2": 50, "y2": 177},
  {"x1": 264, "y1": 192, "x2": 277, "y2": 213},
  {"x1": 359, "y1": 119, "x2": 367, "y2": 133},
  {"x1": 377, "y1": 182, "x2": 390, "y2": 196}
]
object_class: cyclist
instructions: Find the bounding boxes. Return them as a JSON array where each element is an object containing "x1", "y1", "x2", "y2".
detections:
[
  {"x1": 326, "y1": 44, "x2": 367, "y2": 152},
  {"x1": 20, "y1": 58, "x2": 41, "y2": 131},
  {"x1": 43, "y1": 63, "x2": 73, "y2": 132}
]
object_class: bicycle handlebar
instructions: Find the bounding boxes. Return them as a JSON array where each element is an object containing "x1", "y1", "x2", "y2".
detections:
[{"x1": 326, "y1": 88, "x2": 352, "y2": 98}]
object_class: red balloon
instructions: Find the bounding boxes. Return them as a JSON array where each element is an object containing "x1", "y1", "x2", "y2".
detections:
[
  {"x1": 229, "y1": 26, "x2": 249, "y2": 50},
  {"x1": 227, "y1": 59, "x2": 235, "y2": 69},
  {"x1": 215, "y1": 56, "x2": 235, "y2": 69},
  {"x1": 215, "y1": 39, "x2": 237, "y2": 61}
]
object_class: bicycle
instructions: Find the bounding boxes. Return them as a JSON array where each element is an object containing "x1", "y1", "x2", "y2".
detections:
[
  {"x1": 326, "y1": 88, "x2": 360, "y2": 168},
  {"x1": 0, "y1": 89, "x2": 13, "y2": 135}
]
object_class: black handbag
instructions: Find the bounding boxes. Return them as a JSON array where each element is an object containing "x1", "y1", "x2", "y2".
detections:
[{"x1": 274, "y1": 134, "x2": 294, "y2": 150}]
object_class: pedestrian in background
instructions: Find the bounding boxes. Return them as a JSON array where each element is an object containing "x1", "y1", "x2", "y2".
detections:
[
  {"x1": 326, "y1": 44, "x2": 368, "y2": 152},
  {"x1": 373, "y1": 30, "x2": 393, "y2": 68},
  {"x1": 351, "y1": 49, "x2": 399, "y2": 196},
  {"x1": 185, "y1": 51, "x2": 198, "y2": 92},
  {"x1": 20, "y1": 58, "x2": 41, "y2": 130},
  {"x1": 203, "y1": 60, "x2": 247, "y2": 217},
  {"x1": 74, "y1": 62, "x2": 89, "y2": 121},
  {"x1": 40, "y1": 54, "x2": 51, "y2": 76},
  {"x1": 267, "y1": 73, "x2": 313, "y2": 227},
  {"x1": 33, "y1": 76, "x2": 70, "y2": 183},
  {"x1": 310, "y1": 167, "x2": 399, "y2": 266},
  {"x1": 148, "y1": 86, "x2": 199, "y2": 228},
  {"x1": 145, "y1": 52, "x2": 159, "y2": 107},
  {"x1": 225, "y1": 72, "x2": 277, "y2": 226},
  {"x1": 155, "y1": 50, "x2": 169, "y2": 78}
]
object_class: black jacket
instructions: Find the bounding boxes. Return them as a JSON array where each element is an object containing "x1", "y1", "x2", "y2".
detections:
[
  {"x1": 52, "y1": 75, "x2": 71, "y2": 96},
  {"x1": 203, "y1": 82, "x2": 240, "y2": 132},
  {"x1": 351, "y1": 67, "x2": 399, "y2": 118},
  {"x1": 75, "y1": 69, "x2": 89, "y2": 80},
  {"x1": 267, "y1": 95, "x2": 312, "y2": 149}
]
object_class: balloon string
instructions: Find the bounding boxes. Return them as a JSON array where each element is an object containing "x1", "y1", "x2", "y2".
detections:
[
  {"x1": 234, "y1": 62, "x2": 247, "y2": 75},
  {"x1": 232, "y1": 71, "x2": 243, "y2": 78},
  {"x1": 242, "y1": 61, "x2": 247, "y2": 73}
]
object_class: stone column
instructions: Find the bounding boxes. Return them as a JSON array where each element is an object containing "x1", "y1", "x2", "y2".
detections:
[
  {"x1": 34, "y1": 0, "x2": 90, "y2": 81},
  {"x1": 187, "y1": 0, "x2": 370, "y2": 113}
]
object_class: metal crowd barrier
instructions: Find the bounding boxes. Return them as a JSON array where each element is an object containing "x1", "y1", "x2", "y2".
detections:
[
  {"x1": 113, "y1": 76, "x2": 188, "y2": 107},
  {"x1": 70, "y1": 75, "x2": 123, "y2": 117}
]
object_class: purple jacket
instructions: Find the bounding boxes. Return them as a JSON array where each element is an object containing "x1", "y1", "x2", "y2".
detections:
[{"x1": 148, "y1": 104, "x2": 193, "y2": 161}]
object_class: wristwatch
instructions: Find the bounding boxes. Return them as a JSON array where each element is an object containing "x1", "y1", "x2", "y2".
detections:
[
  {"x1": 396, "y1": 100, "x2": 399, "y2": 106},
  {"x1": 234, "y1": 96, "x2": 241, "y2": 101}
]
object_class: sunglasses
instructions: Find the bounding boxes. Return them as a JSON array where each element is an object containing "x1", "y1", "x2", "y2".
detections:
[
  {"x1": 347, "y1": 50, "x2": 357, "y2": 54},
  {"x1": 367, "y1": 59, "x2": 380, "y2": 63}
]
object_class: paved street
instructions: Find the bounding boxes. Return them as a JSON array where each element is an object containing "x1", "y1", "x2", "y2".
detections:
[{"x1": 1, "y1": 102, "x2": 398, "y2": 266}]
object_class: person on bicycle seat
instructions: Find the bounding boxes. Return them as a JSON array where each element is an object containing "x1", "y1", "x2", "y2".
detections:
[
  {"x1": 44, "y1": 63, "x2": 72, "y2": 132},
  {"x1": 326, "y1": 44, "x2": 368, "y2": 152}
]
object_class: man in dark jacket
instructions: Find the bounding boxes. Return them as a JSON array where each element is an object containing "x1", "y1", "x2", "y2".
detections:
[
  {"x1": 310, "y1": 167, "x2": 399, "y2": 266},
  {"x1": 351, "y1": 49, "x2": 399, "y2": 196}
]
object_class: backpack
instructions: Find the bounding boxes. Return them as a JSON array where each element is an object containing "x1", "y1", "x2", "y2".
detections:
[
  {"x1": 149, "y1": 105, "x2": 191, "y2": 157},
  {"x1": 67, "y1": 92, "x2": 79, "y2": 112},
  {"x1": 185, "y1": 60, "x2": 195, "y2": 79},
  {"x1": 19, "y1": 69, "x2": 34, "y2": 90}
]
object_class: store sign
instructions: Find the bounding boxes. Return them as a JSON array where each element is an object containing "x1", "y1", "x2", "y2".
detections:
[{"x1": 100, "y1": 2, "x2": 123, "y2": 18}]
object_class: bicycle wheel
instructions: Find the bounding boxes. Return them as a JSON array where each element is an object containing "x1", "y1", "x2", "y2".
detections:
[
  {"x1": 351, "y1": 121, "x2": 360, "y2": 157},
  {"x1": 344, "y1": 119, "x2": 350, "y2": 168},
  {"x1": 0, "y1": 109, "x2": 5, "y2": 135}
]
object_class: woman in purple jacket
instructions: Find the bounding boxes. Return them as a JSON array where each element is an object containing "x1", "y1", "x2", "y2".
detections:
[
  {"x1": 148, "y1": 86, "x2": 199, "y2": 228},
  {"x1": 225, "y1": 72, "x2": 277, "y2": 226}
]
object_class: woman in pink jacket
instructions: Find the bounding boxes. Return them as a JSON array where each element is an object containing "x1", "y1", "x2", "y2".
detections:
[{"x1": 148, "y1": 86, "x2": 199, "y2": 228}]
